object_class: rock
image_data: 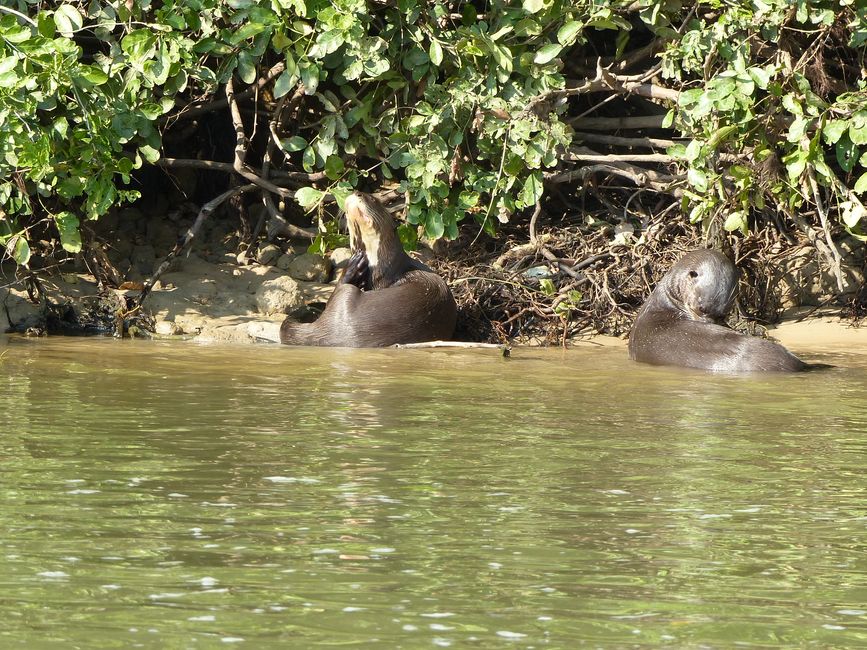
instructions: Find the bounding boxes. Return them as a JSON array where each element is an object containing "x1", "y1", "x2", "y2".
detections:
[
  {"x1": 1, "y1": 288, "x2": 43, "y2": 332},
  {"x1": 275, "y1": 253, "x2": 294, "y2": 270},
  {"x1": 287, "y1": 253, "x2": 332, "y2": 282},
  {"x1": 247, "y1": 320, "x2": 283, "y2": 342},
  {"x1": 256, "y1": 244, "x2": 282, "y2": 266},
  {"x1": 155, "y1": 320, "x2": 184, "y2": 336},
  {"x1": 329, "y1": 247, "x2": 352, "y2": 279},
  {"x1": 255, "y1": 275, "x2": 304, "y2": 315}
]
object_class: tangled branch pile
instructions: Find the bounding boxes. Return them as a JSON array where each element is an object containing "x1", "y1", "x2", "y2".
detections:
[{"x1": 1, "y1": 0, "x2": 865, "y2": 341}]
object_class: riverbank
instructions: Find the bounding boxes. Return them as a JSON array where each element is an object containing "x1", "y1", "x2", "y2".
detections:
[
  {"x1": 3, "y1": 255, "x2": 864, "y2": 357},
  {"x1": 1, "y1": 203, "x2": 863, "y2": 353}
]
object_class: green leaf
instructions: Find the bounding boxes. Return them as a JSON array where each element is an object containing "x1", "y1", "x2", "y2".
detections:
[
  {"x1": 122, "y1": 30, "x2": 156, "y2": 63},
  {"x1": 302, "y1": 146, "x2": 316, "y2": 172},
  {"x1": 429, "y1": 40, "x2": 443, "y2": 66},
  {"x1": 324, "y1": 155, "x2": 344, "y2": 180},
  {"x1": 539, "y1": 278, "x2": 555, "y2": 296},
  {"x1": 0, "y1": 56, "x2": 17, "y2": 76},
  {"x1": 747, "y1": 66, "x2": 770, "y2": 90},
  {"x1": 55, "y1": 211, "x2": 82, "y2": 253},
  {"x1": 850, "y1": 122, "x2": 867, "y2": 146},
  {"x1": 139, "y1": 144, "x2": 160, "y2": 164},
  {"x1": 237, "y1": 51, "x2": 257, "y2": 84},
  {"x1": 10, "y1": 236, "x2": 31, "y2": 266},
  {"x1": 823, "y1": 119, "x2": 848, "y2": 145},
  {"x1": 723, "y1": 211, "x2": 748, "y2": 234},
  {"x1": 854, "y1": 172, "x2": 867, "y2": 194},
  {"x1": 282, "y1": 136, "x2": 307, "y2": 152},
  {"x1": 424, "y1": 210, "x2": 445, "y2": 240},
  {"x1": 781, "y1": 94, "x2": 802, "y2": 116},
  {"x1": 517, "y1": 172, "x2": 543, "y2": 208},
  {"x1": 274, "y1": 70, "x2": 296, "y2": 98},
  {"x1": 836, "y1": 135, "x2": 858, "y2": 173},
  {"x1": 841, "y1": 200, "x2": 865, "y2": 227},
  {"x1": 295, "y1": 187, "x2": 324, "y2": 209},
  {"x1": 684, "y1": 139, "x2": 702, "y2": 162},
  {"x1": 557, "y1": 21, "x2": 582, "y2": 46},
  {"x1": 54, "y1": 4, "x2": 83, "y2": 37},
  {"x1": 687, "y1": 167, "x2": 708, "y2": 192},
  {"x1": 522, "y1": 0, "x2": 545, "y2": 14},
  {"x1": 534, "y1": 44, "x2": 562, "y2": 65}
]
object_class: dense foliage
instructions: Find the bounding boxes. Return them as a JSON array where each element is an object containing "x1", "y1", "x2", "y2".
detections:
[{"x1": 1, "y1": 0, "x2": 865, "y2": 275}]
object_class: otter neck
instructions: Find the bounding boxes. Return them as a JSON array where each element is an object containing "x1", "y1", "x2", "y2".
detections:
[{"x1": 360, "y1": 226, "x2": 413, "y2": 290}]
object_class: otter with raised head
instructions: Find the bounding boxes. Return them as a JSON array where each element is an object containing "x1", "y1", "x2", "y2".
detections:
[
  {"x1": 279, "y1": 192, "x2": 457, "y2": 347},
  {"x1": 629, "y1": 249, "x2": 806, "y2": 372}
]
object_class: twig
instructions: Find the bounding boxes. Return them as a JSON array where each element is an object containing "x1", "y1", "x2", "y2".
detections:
[
  {"x1": 529, "y1": 199, "x2": 542, "y2": 244},
  {"x1": 0, "y1": 5, "x2": 37, "y2": 27},
  {"x1": 161, "y1": 62, "x2": 285, "y2": 125},
  {"x1": 226, "y1": 78, "x2": 295, "y2": 198},
  {"x1": 135, "y1": 183, "x2": 258, "y2": 306},
  {"x1": 393, "y1": 341, "x2": 508, "y2": 349}
]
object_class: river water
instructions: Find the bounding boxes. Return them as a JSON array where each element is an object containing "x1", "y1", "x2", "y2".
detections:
[{"x1": 2, "y1": 337, "x2": 866, "y2": 647}]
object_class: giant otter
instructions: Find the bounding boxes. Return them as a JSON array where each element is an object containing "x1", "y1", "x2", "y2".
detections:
[
  {"x1": 629, "y1": 249, "x2": 806, "y2": 372},
  {"x1": 280, "y1": 192, "x2": 457, "y2": 347}
]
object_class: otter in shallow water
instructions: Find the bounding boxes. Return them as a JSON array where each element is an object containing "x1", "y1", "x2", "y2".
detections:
[
  {"x1": 628, "y1": 249, "x2": 806, "y2": 373},
  {"x1": 279, "y1": 192, "x2": 457, "y2": 347}
]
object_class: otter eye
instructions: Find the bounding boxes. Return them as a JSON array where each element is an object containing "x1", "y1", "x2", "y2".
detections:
[{"x1": 688, "y1": 270, "x2": 698, "y2": 278}]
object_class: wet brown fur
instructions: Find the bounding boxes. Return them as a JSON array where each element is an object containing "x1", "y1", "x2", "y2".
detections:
[
  {"x1": 629, "y1": 250, "x2": 806, "y2": 373},
  {"x1": 280, "y1": 192, "x2": 457, "y2": 347}
]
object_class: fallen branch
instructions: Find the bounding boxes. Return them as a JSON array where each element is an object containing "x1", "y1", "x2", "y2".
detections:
[
  {"x1": 157, "y1": 157, "x2": 325, "y2": 184},
  {"x1": 393, "y1": 340, "x2": 509, "y2": 350},
  {"x1": 568, "y1": 115, "x2": 668, "y2": 129},
  {"x1": 573, "y1": 132, "x2": 681, "y2": 149},
  {"x1": 545, "y1": 162, "x2": 681, "y2": 196},
  {"x1": 565, "y1": 146, "x2": 676, "y2": 164}
]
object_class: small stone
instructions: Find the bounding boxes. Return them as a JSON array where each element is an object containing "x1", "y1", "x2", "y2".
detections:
[
  {"x1": 256, "y1": 244, "x2": 282, "y2": 266},
  {"x1": 287, "y1": 253, "x2": 332, "y2": 283},
  {"x1": 255, "y1": 276, "x2": 304, "y2": 315},
  {"x1": 329, "y1": 247, "x2": 352, "y2": 273}
]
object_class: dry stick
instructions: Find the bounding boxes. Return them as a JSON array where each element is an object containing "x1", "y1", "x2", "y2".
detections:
[
  {"x1": 160, "y1": 62, "x2": 286, "y2": 125},
  {"x1": 135, "y1": 183, "x2": 258, "y2": 307},
  {"x1": 565, "y1": 148, "x2": 675, "y2": 164},
  {"x1": 393, "y1": 341, "x2": 507, "y2": 350},
  {"x1": 225, "y1": 78, "x2": 295, "y2": 199},
  {"x1": 157, "y1": 157, "x2": 325, "y2": 183},
  {"x1": 574, "y1": 132, "x2": 681, "y2": 149},
  {"x1": 569, "y1": 115, "x2": 667, "y2": 130}
]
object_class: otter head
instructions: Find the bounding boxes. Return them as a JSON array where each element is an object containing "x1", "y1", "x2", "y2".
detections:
[
  {"x1": 665, "y1": 250, "x2": 739, "y2": 323},
  {"x1": 344, "y1": 192, "x2": 399, "y2": 269}
]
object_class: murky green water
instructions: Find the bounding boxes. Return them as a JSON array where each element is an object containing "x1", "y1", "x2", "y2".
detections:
[{"x1": 2, "y1": 337, "x2": 867, "y2": 648}]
